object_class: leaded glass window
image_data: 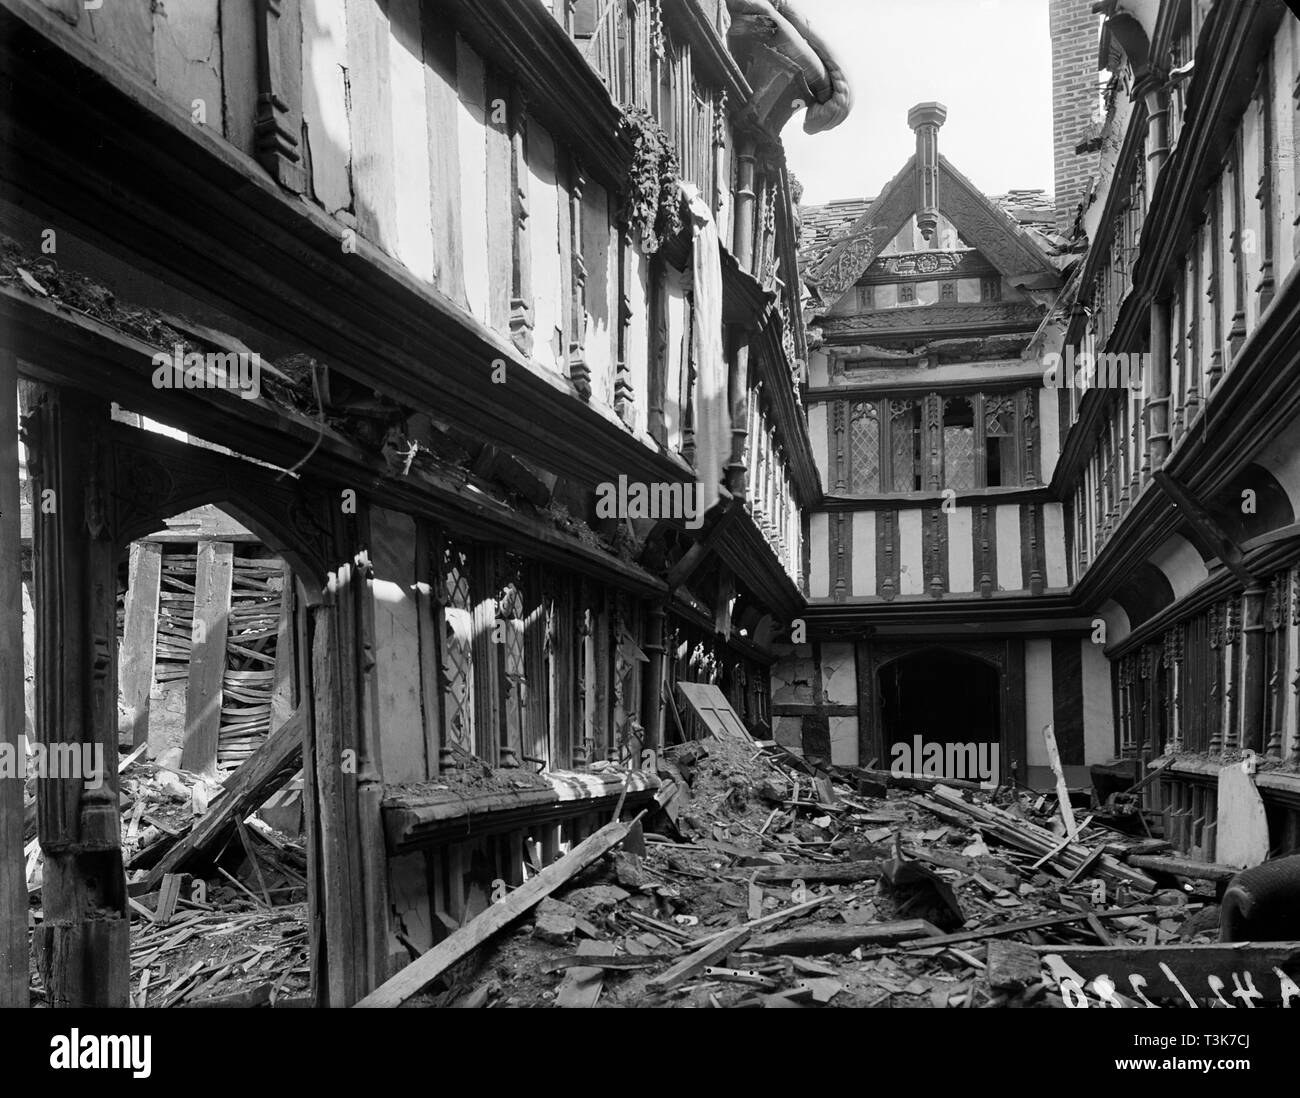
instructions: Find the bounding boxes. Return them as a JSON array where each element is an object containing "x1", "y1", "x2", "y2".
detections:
[
  {"x1": 943, "y1": 396, "x2": 976, "y2": 490},
  {"x1": 890, "y1": 400, "x2": 920, "y2": 491},
  {"x1": 850, "y1": 402, "x2": 880, "y2": 492}
]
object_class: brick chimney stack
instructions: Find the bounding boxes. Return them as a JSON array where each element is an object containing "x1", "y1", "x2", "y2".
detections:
[{"x1": 1050, "y1": 0, "x2": 1103, "y2": 235}]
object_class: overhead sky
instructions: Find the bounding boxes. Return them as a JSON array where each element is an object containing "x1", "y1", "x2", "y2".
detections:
[{"x1": 783, "y1": 0, "x2": 1055, "y2": 206}]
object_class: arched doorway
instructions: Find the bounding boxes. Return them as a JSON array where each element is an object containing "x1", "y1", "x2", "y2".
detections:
[{"x1": 878, "y1": 648, "x2": 1001, "y2": 784}]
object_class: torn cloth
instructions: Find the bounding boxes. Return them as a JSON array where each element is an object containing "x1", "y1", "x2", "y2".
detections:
[{"x1": 680, "y1": 182, "x2": 730, "y2": 518}]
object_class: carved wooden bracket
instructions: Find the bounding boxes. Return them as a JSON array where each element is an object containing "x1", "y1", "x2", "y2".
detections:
[{"x1": 255, "y1": 0, "x2": 306, "y2": 194}]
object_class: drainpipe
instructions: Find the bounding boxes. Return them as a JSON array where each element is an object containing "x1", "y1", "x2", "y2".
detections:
[{"x1": 1138, "y1": 77, "x2": 1171, "y2": 203}]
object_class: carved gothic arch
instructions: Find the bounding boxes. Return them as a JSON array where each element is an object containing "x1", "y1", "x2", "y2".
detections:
[{"x1": 106, "y1": 424, "x2": 337, "y2": 603}]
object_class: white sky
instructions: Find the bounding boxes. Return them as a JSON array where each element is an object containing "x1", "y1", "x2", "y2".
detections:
[{"x1": 783, "y1": 0, "x2": 1055, "y2": 205}]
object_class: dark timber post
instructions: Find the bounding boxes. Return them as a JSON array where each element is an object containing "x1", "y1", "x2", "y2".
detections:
[
  {"x1": 28, "y1": 389, "x2": 128, "y2": 1006},
  {"x1": 1241, "y1": 584, "x2": 1267, "y2": 754},
  {"x1": 0, "y1": 350, "x2": 26, "y2": 1006}
]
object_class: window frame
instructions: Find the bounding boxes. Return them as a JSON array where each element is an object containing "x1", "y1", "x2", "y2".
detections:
[{"x1": 843, "y1": 387, "x2": 1033, "y2": 495}]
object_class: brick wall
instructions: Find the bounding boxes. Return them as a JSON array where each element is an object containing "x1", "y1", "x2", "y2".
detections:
[{"x1": 1050, "y1": 0, "x2": 1103, "y2": 235}]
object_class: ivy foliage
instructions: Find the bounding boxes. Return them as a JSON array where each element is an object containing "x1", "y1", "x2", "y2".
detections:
[{"x1": 621, "y1": 106, "x2": 683, "y2": 255}]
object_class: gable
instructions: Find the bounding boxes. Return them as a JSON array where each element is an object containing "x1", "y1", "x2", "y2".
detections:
[{"x1": 805, "y1": 157, "x2": 1059, "y2": 314}]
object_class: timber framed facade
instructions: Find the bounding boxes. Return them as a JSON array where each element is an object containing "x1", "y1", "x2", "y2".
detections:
[{"x1": 0, "y1": 0, "x2": 849, "y2": 1006}]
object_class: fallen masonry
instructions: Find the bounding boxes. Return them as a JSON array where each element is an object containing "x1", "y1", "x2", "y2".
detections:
[{"x1": 353, "y1": 736, "x2": 1300, "y2": 1008}]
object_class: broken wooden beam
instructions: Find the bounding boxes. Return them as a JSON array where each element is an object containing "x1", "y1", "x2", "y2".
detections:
[
  {"x1": 143, "y1": 706, "x2": 304, "y2": 890},
  {"x1": 1125, "y1": 854, "x2": 1240, "y2": 883},
  {"x1": 541, "y1": 954, "x2": 660, "y2": 974},
  {"x1": 356, "y1": 814, "x2": 641, "y2": 1007},
  {"x1": 748, "y1": 919, "x2": 943, "y2": 956},
  {"x1": 751, "y1": 861, "x2": 882, "y2": 884},
  {"x1": 181, "y1": 540, "x2": 234, "y2": 777},
  {"x1": 647, "y1": 926, "x2": 752, "y2": 992},
  {"x1": 898, "y1": 905, "x2": 1164, "y2": 951},
  {"x1": 850, "y1": 766, "x2": 985, "y2": 793},
  {"x1": 918, "y1": 787, "x2": 1157, "y2": 892}
]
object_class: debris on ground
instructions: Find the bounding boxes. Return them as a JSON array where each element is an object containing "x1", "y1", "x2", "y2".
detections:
[
  {"x1": 426, "y1": 736, "x2": 1248, "y2": 1008},
  {"x1": 25, "y1": 744, "x2": 308, "y2": 1007}
]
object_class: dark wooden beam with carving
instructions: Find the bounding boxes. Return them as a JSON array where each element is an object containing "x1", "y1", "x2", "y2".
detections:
[
  {"x1": 253, "y1": 0, "x2": 305, "y2": 193},
  {"x1": 0, "y1": 349, "x2": 25, "y2": 1006},
  {"x1": 27, "y1": 388, "x2": 128, "y2": 1007}
]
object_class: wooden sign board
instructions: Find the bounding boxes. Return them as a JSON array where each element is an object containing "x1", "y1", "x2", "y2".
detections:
[{"x1": 1039, "y1": 942, "x2": 1300, "y2": 1007}]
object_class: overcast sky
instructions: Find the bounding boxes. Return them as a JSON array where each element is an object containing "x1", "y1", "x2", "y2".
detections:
[{"x1": 783, "y1": 0, "x2": 1056, "y2": 205}]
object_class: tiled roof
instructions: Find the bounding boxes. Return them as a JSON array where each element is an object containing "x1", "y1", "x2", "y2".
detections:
[{"x1": 798, "y1": 188, "x2": 1056, "y2": 272}]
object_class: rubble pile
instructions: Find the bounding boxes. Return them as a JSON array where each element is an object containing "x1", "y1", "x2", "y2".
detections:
[
  {"x1": 441, "y1": 739, "x2": 1236, "y2": 1009},
  {"x1": 25, "y1": 747, "x2": 308, "y2": 1007}
]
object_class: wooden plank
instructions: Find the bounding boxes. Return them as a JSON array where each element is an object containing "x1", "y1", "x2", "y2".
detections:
[
  {"x1": 181, "y1": 541, "x2": 234, "y2": 776},
  {"x1": 646, "y1": 926, "x2": 752, "y2": 991},
  {"x1": 751, "y1": 861, "x2": 882, "y2": 884},
  {"x1": 1034, "y1": 942, "x2": 1300, "y2": 1005},
  {"x1": 554, "y1": 938, "x2": 606, "y2": 1007},
  {"x1": 677, "y1": 681, "x2": 753, "y2": 743},
  {"x1": 413, "y1": 532, "x2": 443, "y2": 776},
  {"x1": 145, "y1": 707, "x2": 305, "y2": 889},
  {"x1": 153, "y1": 873, "x2": 184, "y2": 926},
  {"x1": 355, "y1": 815, "x2": 640, "y2": 1007},
  {"x1": 1125, "y1": 854, "x2": 1239, "y2": 882},
  {"x1": 269, "y1": 568, "x2": 294, "y2": 732},
  {"x1": 1215, "y1": 763, "x2": 1269, "y2": 868},
  {"x1": 897, "y1": 906, "x2": 1165, "y2": 951},
  {"x1": 1041, "y1": 722, "x2": 1079, "y2": 842},
  {"x1": 120, "y1": 540, "x2": 163, "y2": 748},
  {"x1": 748, "y1": 920, "x2": 943, "y2": 956},
  {"x1": 0, "y1": 350, "x2": 25, "y2": 1006},
  {"x1": 542, "y1": 954, "x2": 659, "y2": 973}
]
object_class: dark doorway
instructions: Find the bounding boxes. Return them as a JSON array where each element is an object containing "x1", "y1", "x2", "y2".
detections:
[{"x1": 878, "y1": 650, "x2": 1001, "y2": 782}]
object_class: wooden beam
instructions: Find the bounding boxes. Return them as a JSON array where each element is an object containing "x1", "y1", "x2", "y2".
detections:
[
  {"x1": 29, "y1": 388, "x2": 129, "y2": 1006},
  {"x1": 897, "y1": 905, "x2": 1164, "y2": 951},
  {"x1": 355, "y1": 815, "x2": 640, "y2": 1007},
  {"x1": 646, "y1": 926, "x2": 752, "y2": 992},
  {"x1": 268, "y1": 566, "x2": 294, "y2": 732},
  {"x1": 1152, "y1": 469, "x2": 1253, "y2": 584},
  {"x1": 1042, "y1": 722, "x2": 1079, "y2": 842},
  {"x1": 1125, "y1": 853, "x2": 1239, "y2": 882},
  {"x1": 119, "y1": 540, "x2": 162, "y2": 748},
  {"x1": 143, "y1": 706, "x2": 305, "y2": 889},
  {"x1": 751, "y1": 861, "x2": 883, "y2": 884},
  {"x1": 0, "y1": 349, "x2": 25, "y2": 1006},
  {"x1": 748, "y1": 919, "x2": 944, "y2": 956},
  {"x1": 181, "y1": 540, "x2": 233, "y2": 776}
]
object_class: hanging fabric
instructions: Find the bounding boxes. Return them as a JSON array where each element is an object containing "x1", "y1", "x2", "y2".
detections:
[{"x1": 679, "y1": 181, "x2": 730, "y2": 518}]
